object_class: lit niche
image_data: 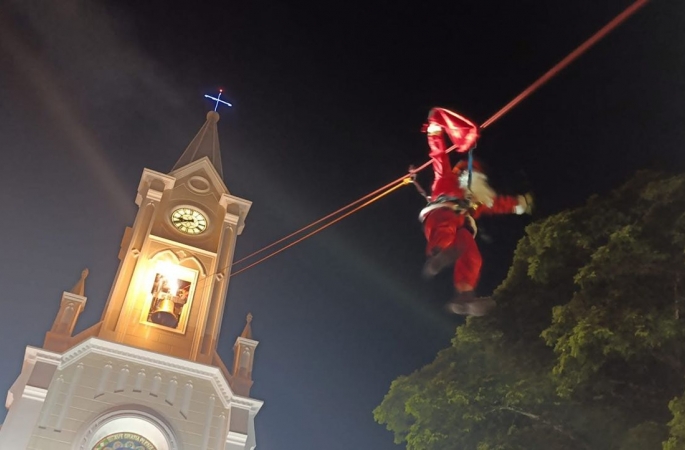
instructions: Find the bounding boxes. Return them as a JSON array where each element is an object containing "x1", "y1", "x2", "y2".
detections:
[{"x1": 142, "y1": 261, "x2": 198, "y2": 334}]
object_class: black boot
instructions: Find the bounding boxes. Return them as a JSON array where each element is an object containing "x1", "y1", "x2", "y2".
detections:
[
  {"x1": 466, "y1": 297, "x2": 496, "y2": 316},
  {"x1": 446, "y1": 291, "x2": 495, "y2": 317},
  {"x1": 422, "y1": 246, "x2": 459, "y2": 278}
]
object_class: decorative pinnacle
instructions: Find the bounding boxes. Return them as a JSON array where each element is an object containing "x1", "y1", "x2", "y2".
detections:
[
  {"x1": 70, "y1": 268, "x2": 89, "y2": 296},
  {"x1": 240, "y1": 313, "x2": 253, "y2": 339}
]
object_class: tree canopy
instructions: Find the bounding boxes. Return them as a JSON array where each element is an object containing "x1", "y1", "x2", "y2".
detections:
[{"x1": 375, "y1": 171, "x2": 685, "y2": 450}]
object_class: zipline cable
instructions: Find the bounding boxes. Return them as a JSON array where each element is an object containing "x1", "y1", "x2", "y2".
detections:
[
  {"x1": 400, "y1": 0, "x2": 651, "y2": 176},
  {"x1": 227, "y1": 0, "x2": 650, "y2": 277},
  {"x1": 480, "y1": 0, "x2": 650, "y2": 129},
  {"x1": 231, "y1": 179, "x2": 410, "y2": 276},
  {"x1": 232, "y1": 177, "x2": 412, "y2": 266}
]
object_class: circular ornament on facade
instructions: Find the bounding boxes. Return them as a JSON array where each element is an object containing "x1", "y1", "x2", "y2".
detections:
[
  {"x1": 92, "y1": 432, "x2": 157, "y2": 450},
  {"x1": 76, "y1": 405, "x2": 177, "y2": 450},
  {"x1": 187, "y1": 176, "x2": 211, "y2": 193},
  {"x1": 170, "y1": 207, "x2": 208, "y2": 235}
]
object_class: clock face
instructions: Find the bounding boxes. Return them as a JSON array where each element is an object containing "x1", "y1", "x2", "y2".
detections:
[{"x1": 170, "y1": 208, "x2": 207, "y2": 235}]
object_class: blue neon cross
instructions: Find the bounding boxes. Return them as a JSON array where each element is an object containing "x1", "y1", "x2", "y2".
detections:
[{"x1": 204, "y1": 89, "x2": 232, "y2": 112}]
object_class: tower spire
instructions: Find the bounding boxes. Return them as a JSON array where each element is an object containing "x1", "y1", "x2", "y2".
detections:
[
  {"x1": 232, "y1": 313, "x2": 258, "y2": 396},
  {"x1": 171, "y1": 90, "x2": 232, "y2": 179},
  {"x1": 171, "y1": 111, "x2": 223, "y2": 178},
  {"x1": 43, "y1": 269, "x2": 89, "y2": 351}
]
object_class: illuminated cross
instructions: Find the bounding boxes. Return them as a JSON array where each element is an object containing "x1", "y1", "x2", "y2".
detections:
[{"x1": 204, "y1": 89, "x2": 232, "y2": 112}]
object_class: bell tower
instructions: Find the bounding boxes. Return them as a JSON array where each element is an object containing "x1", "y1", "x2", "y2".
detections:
[
  {"x1": 1, "y1": 104, "x2": 264, "y2": 450},
  {"x1": 95, "y1": 110, "x2": 250, "y2": 363}
]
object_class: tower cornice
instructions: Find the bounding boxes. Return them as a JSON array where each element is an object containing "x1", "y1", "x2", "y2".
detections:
[{"x1": 57, "y1": 337, "x2": 263, "y2": 412}]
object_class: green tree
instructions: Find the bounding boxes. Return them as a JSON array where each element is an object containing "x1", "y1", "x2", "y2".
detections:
[{"x1": 375, "y1": 171, "x2": 685, "y2": 450}]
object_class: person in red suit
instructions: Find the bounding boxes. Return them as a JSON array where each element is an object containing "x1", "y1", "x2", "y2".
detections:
[{"x1": 419, "y1": 108, "x2": 533, "y2": 316}]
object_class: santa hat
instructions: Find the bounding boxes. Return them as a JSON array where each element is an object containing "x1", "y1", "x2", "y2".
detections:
[{"x1": 424, "y1": 107, "x2": 479, "y2": 154}]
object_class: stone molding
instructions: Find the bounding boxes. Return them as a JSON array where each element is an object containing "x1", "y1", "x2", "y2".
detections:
[{"x1": 59, "y1": 338, "x2": 263, "y2": 412}]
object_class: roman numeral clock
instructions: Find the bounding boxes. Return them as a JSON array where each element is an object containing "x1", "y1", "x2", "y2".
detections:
[{"x1": 170, "y1": 207, "x2": 208, "y2": 235}]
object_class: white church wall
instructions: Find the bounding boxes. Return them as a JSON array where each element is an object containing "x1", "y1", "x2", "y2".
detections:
[
  {"x1": 28, "y1": 359, "x2": 227, "y2": 449},
  {"x1": 0, "y1": 347, "x2": 61, "y2": 450},
  {"x1": 16, "y1": 339, "x2": 261, "y2": 450}
]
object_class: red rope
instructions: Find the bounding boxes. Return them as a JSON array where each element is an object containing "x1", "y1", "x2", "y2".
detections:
[
  {"x1": 233, "y1": 178, "x2": 411, "y2": 266},
  {"x1": 481, "y1": 0, "x2": 650, "y2": 129},
  {"x1": 231, "y1": 180, "x2": 408, "y2": 276}
]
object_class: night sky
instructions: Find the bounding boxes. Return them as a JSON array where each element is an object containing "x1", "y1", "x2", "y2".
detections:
[{"x1": 1, "y1": 1, "x2": 684, "y2": 449}]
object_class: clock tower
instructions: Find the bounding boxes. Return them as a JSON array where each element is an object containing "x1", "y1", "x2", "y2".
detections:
[
  {"x1": 95, "y1": 109, "x2": 251, "y2": 364},
  {"x1": 0, "y1": 109, "x2": 263, "y2": 449}
]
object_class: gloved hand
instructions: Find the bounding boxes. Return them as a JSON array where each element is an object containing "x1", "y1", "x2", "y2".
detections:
[
  {"x1": 426, "y1": 122, "x2": 443, "y2": 136},
  {"x1": 515, "y1": 193, "x2": 534, "y2": 215}
]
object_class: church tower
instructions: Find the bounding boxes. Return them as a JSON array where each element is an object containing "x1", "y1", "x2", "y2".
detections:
[{"x1": 0, "y1": 108, "x2": 263, "y2": 450}]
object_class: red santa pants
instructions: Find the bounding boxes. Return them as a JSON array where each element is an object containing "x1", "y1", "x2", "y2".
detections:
[{"x1": 423, "y1": 208, "x2": 482, "y2": 289}]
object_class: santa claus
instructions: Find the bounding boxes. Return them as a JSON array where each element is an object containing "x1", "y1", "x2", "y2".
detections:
[{"x1": 419, "y1": 107, "x2": 533, "y2": 316}]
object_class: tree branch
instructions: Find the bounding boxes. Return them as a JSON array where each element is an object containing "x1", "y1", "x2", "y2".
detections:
[
  {"x1": 653, "y1": 351, "x2": 684, "y2": 373},
  {"x1": 489, "y1": 406, "x2": 591, "y2": 450},
  {"x1": 674, "y1": 274, "x2": 680, "y2": 320}
]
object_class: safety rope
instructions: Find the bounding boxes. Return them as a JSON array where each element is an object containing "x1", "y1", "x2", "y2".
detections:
[
  {"x1": 230, "y1": 179, "x2": 410, "y2": 276},
  {"x1": 467, "y1": 147, "x2": 474, "y2": 192},
  {"x1": 232, "y1": 177, "x2": 411, "y2": 266},
  {"x1": 480, "y1": 0, "x2": 650, "y2": 129},
  {"x1": 407, "y1": 165, "x2": 430, "y2": 201},
  {"x1": 200, "y1": 0, "x2": 651, "y2": 281}
]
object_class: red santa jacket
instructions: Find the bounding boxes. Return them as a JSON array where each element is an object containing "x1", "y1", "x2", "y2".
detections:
[{"x1": 419, "y1": 109, "x2": 521, "y2": 224}]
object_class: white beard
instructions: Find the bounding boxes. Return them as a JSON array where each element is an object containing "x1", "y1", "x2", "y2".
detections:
[{"x1": 459, "y1": 171, "x2": 495, "y2": 207}]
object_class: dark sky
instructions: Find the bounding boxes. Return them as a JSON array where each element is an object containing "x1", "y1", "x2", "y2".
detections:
[{"x1": 0, "y1": 1, "x2": 683, "y2": 449}]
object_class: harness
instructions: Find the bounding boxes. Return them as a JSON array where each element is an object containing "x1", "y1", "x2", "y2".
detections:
[
  {"x1": 411, "y1": 147, "x2": 478, "y2": 224},
  {"x1": 418, "y1": 195, "x2": 473, "y2": 223}
]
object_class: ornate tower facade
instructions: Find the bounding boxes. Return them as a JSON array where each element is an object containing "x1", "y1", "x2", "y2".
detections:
[{"x1": 0, "y1": 110, "x2": 262, "y2": 450}]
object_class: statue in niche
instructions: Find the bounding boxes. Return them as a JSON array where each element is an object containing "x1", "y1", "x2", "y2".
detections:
[{"x1": 147, "y1": 272, "x2": 191, "y2": 329}]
